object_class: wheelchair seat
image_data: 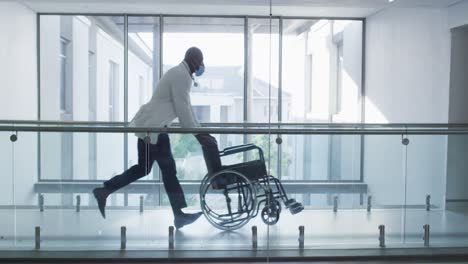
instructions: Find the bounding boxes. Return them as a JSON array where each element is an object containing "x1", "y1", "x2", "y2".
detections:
[{"x1": 211, "y1": 160, "x2": 267, "y2": 189}]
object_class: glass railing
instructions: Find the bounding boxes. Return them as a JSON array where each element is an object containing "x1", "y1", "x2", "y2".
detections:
[{"x1": 1, "y1": 121, "x2": 468, "y2": 258}]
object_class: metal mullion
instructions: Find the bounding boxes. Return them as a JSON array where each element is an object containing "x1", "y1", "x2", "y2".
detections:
[
  {"x1": 244, "y1": 16, "x2": 248, "y2": 123},
  {"x1": 243, "y1": 16, "x2": 249, "y2": 148},
  {"x1": 37, "y1": 13, "x2": 365, "y2": 22},
  {"x1": 281, "y1": 16, "x2": 364, "y2": 21},
  {"x1": 277, "y1": 17, "x2": 283, "y2": 179},
  {"x1": 124, "y1": 15, "x2": 128, "y2": 122},
  {"x1": 159, "y1": 15, "x2": 163, "y2": 80},
  {"x1": 361, "y1": 18, "x2": 367, "y2": 124},
  {"x1": 157, "y1": 15, "x2": 164, "y2": 207},
  {"x1": 359, "y1": 18, "x2": 367, "y2": 183},
  {"x1": 37, "y1": 14, "x2": 41, "y2": 121},
  {"x1": 156, "y1": 14, "x2": 246, "y2": 19},
  {"x1": 123, "y1": 14, "x2": 129, "y2": 206},
  {"x1": 37, "y1": 13, "x2": 42, "y2": 182},
  {"x1": 278, "y1": 17, "x2": 283, "y2": 123},
  {"x1": 38, "y1": 12, "x2": 128, "y2": 16}
]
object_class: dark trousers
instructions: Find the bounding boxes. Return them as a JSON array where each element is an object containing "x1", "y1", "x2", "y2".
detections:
[
  {"x1": 195, "y1": 134, "x2": 222, "y2": 174},
  {"x1": 104, "y1": 133, "x2": 222, "y2": 213}
]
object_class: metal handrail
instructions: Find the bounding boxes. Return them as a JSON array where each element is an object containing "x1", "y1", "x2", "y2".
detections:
[
  {"x1": 2, "y1": 119, "x2": 468, "y2": 128},
  {"x1": 1, "y1": 123, "x2": 468, "y2": 135}
]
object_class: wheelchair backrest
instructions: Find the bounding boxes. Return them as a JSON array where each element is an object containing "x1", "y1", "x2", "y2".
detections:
[{"x1": 211, "y1": 144, "x2": 267, "y2": 188}]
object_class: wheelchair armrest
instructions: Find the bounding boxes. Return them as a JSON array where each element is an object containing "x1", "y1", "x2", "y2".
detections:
[
  {"x1": 221, "y1": 144, "x2": 254, "y2": 153},
  {"x1": 219, "y1": 144, "x2": 264, "y2": 161}
]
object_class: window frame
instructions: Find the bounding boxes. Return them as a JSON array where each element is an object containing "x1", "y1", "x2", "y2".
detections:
[{"x1": 37, "y1": 13, "x2": 366, "y2": 194}]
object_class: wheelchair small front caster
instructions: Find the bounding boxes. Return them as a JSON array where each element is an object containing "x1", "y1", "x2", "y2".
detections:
[
  {"x1": 271, "y1": 200, "x2": 281, "y2": 215},
  {"x1": 261, "y1": 205, "x2": 280, "y2": 225}
]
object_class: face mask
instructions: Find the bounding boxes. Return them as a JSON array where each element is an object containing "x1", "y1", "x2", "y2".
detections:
[{"x1": 195, "y1": 65, "x2": 205, "y2": 76}]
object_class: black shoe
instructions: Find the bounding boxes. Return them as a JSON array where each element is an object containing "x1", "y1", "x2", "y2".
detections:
[
  {"x1": 174, "y1": 212, "x2": 203, "y2": 229},
  {"x1": 93, "y1": 187, "x2": 110, "y2": 219}
]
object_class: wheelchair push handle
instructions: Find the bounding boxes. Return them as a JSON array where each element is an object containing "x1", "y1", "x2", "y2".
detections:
[{"x1": 219, "y1": 144, "x2": 264, "y2": 161}]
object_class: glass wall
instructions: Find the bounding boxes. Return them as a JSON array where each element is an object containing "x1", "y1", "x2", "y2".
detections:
[
  {"x1": 36, "y1": 15, "x2": 367, "y2": 214},
  {"x1": 21, "y1": 14, "x2": 391, "y2": 253},
  {"x1": 2, "y1": 127, "x2": 468, "y2": 252}
]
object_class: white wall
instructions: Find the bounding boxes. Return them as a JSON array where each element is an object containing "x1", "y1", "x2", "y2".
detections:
[
  {"x1": 364, "y1": 8, "x2": 451, "y2": 207},
  {"x1": 365, "y1": 8, "x2": 450, "y2": 123},
  {"x1": 0, "y1": 2, "x2": 37, "y2": 120},
  {"x1": 0, "y1": 1, "x2": 38, "y2": 205}
]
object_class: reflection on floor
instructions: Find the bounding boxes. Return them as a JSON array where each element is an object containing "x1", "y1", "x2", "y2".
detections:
[{"x1": 0, "y1": 207, "x2": 468, "y2": 250}]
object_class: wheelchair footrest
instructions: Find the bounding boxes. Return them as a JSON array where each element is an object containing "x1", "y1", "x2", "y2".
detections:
[
  {"x1": 285, "y1": 199, "x2": 297, "y2": 208},
  {"x1": 288, "y1": 202, "x2": 304, "y2": 215}
]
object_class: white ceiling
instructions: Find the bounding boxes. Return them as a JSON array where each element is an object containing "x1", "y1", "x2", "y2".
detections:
[{"x1": 18, "y1": 0, "x2": 466, "y2": 17}]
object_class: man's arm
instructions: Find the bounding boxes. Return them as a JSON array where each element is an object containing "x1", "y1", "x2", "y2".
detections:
[{"x1": 171, "y1": 77, "x2": 200, "y2": 128}]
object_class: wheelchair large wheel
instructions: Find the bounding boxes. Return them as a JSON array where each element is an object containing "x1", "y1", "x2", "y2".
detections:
[{"x1": 200, "y1": 170, "x2": 257, "y2": 231}]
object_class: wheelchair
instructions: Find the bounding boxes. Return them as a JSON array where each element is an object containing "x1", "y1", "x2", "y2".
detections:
[{"x1": 199, "y1": 144, "x2": 304, "y2": 231}]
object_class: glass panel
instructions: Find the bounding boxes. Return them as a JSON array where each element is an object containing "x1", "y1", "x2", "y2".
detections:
[
  {"x1": 282, "y1": 19, "x2": 363, "y2": 123},
  {"x1": 3, "y1": 128, "x2": 468, "y2": 250},
  {"x1": 0, "y1": 132, "x2": 15, "y2": 248},
  {"x1": 40, "y1": 132, "x2": 124, "y2": 184},
  {"x1": 263, "y1": 134, "x2": 362, "y2": 249},
  {"x1": 280, "y1": 134, "x2": 362, "y2": 209},
  {"x1": 363, "y1": 134, "x2": 406, "y2": 247},
  {"x1": 248, "y1": 18, "x2": 279, "y2": 123},
  {"x1": 6, "y1": 132, "x2": 38, "y2": 248},
  {"x1": 443, "y1": 134, "x2": 468, "y2": 246},
  {"x1": 127, "y1": 16, "x2": 159, "y2": 120},
  {"x1": 404, "y1": 134, "x2": 468, "y2": 247},
  {"x1": 406, "y1": 135, "x2": 446, "y2": 209},
  {"x1": 39, "y1": 15, "x2": 125, "y2": 122},
  {"x1": 162, "y1": 17, "x2": 245, "y2": 123}
]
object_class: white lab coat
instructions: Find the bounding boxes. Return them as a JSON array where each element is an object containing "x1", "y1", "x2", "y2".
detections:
[{"x1": 130, "y1": 61, "x2": 200, "y2": 144}]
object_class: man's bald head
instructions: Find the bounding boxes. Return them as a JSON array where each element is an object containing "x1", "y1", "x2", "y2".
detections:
[{"x1": 184, "y1": 47, "x2": 204, "y2": 74}]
